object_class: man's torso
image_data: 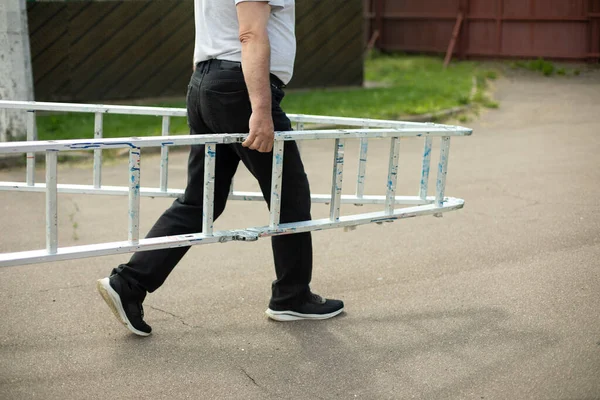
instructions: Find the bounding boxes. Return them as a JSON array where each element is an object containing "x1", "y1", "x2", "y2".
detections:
[{"x1": 193, "y1": 0, "x2": 296, "y2": 84}]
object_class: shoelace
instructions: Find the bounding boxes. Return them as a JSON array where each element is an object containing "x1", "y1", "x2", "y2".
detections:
[{"x1": 309, "y1": 293, "x2": 326, "y2": 304}]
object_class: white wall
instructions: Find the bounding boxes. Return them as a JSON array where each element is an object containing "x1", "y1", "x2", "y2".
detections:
[{"x1": 0, "y1": 0, "x2": 34, "y2": 141}]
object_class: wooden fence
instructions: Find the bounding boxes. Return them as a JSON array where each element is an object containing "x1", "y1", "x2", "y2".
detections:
[
  {"x1": 27, "y1": 0, "x2": 364, "y2": 102},
  {"x1": 364, "y1": 0, "x2": 600, "y2": 63}
]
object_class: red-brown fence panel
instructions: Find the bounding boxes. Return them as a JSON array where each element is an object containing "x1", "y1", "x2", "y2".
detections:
[{"x1": 365, "y1": 0, "x2": 600, "y2": 62}]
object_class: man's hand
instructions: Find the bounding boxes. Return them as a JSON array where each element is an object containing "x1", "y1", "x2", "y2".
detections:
[
  {"x1": 237, "y1": 1, "x2": 274, "y2": 153},
  {"x1": 243, "y1": 110, "x2": 274, "y2": 152}
]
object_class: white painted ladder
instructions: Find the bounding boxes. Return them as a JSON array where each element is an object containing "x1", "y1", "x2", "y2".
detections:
[{"x1": 0, "y1": 100, "x2": 472, "y2": 267}]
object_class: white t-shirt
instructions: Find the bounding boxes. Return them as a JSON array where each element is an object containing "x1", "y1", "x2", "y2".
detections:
[{"x1": 193, "y1": 0, "x2": 296, "y2": 85}]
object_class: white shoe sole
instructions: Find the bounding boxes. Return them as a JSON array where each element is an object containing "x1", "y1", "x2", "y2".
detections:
[
  {"x1": 265, "y1": 307, "x2": 344, "y2": 321},
  {"x1": 97, "y1": 278, "x2": 151, "y2": 337}
]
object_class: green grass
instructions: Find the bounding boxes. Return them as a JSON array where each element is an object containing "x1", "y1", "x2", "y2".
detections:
[
  {"x1": 37, "y1": 102, "x2": 188, "y2": 141},
  {"x1": 473, "y1": 91, "x2": 499, "y2": 109},
  {"x1": 509, "y1": 58, "x2": 582, "y2": 77},
  {"x1": 37, "y1": 54, "x2": 488, "y2": 141},
  {"x1": 283, "y1": 55, "x2": 477, "y2": 119}
]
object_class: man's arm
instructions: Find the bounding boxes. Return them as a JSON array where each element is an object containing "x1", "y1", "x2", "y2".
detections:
[{"x1": 236, "y1": 1, "x2": 274, "y2": 153}]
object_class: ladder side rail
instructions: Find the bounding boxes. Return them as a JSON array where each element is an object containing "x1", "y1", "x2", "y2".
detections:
[
  {"x1": 0, "y1": 182, "x2": 439, "y2": 205},
  {"x1": 0, "y1": 128, "x2": 470, "y2": 156},
  {"x1": 277, "y1": 127, "x2": 472, "y2": 141},
  {"x1": 0, "y1": 231, "x2": 244, "y2": 268},
  {"x1": 254, "y1": 197, "x2": 465, "y2": 237},
  {"x1": 287, "y1": 114, "x2": 455, "y2": 129},
  {"x1": 0, "y1": 100, "x2": 471, "y2": 132},
  {"x1": 0, "y1": 198, "x2": 465, "y2": 268},
  {"x1": 0, "y1": 100, "x2": 188, "y2": 117}
]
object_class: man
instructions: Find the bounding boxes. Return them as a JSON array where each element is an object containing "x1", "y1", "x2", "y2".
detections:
[{"x1": 97, "y1": 0, "x2": 344, "y2": 336}]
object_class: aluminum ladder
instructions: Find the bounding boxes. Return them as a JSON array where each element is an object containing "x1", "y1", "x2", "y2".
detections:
[{"x1": 0, "y1": 100, "x2": 472, "y2": 267}]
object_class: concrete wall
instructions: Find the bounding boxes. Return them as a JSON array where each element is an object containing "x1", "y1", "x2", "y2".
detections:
[{"x1": 0, "y1": 0, "x2": 34, "y2": 141}]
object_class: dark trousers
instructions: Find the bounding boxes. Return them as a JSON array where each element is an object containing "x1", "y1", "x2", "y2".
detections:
[{"x1": 113, "y1": 59, "x2": 313, "y2": 306}]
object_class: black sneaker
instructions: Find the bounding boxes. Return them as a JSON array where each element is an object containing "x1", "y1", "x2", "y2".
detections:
[
  {"x1": 97, "y1": 275, "x2": 152, "y2": 336},
  {"x1": 266, "y1": 292, "x2": 344, "y2": 321}
]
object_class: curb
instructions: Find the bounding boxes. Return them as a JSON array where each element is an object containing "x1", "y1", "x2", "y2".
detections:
[{"x1": 400, "y1": 104, "x2": 472, "y2": 123}]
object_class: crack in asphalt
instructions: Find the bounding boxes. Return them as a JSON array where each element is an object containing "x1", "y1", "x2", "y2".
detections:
[
  {"x1": 145, "y1": 304, "x2": 196, "y2": 328},
  {"x1": 240, "y1": 367, "x2": 259, "y2": 387},
  {"x1": 39, "y1": 284, "x2": 86, "y2": 293}
]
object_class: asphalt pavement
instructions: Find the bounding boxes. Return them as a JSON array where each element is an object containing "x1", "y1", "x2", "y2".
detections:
[{"x1": 1, "y1": 70, "x2": 599, "y2": 399}]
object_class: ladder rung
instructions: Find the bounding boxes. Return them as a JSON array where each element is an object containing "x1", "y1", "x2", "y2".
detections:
[
  {"x1": 269, "y1": 140, "x2": 285, "y2": 229},
  {"x1": 435, "y1": 136, "x2": 451, "y2": 210},
  {"x1": 26, "y1": 111, "x2": 36, "y2": 186},
  {"x1": 93, "y1": 112, "x2": 103, "y2": 188},
  {"x1": 45, "y1": 150, "x2": 58, "y2": 254},
  {"x1": 385, "y1": 137, "x2": 401, "y2": 215},
  {"x1": 356, "y1": 136, "x2": 368, "y2": 198},
  {"x1": 203, "y1": 144, "x2": 216, "y2": 236},
  {"x1": 128, "y1": 148, "x2": 141, "y2": 243},
  {"x1": 420, "y1": 136, "x2": 433, "y2": 200},
  {"x1": 330, "y1": 138, "x2": 345, "y2": 221},
  {"x1": 159, "y1": 116, "x2": 170, "y2": 192}
]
